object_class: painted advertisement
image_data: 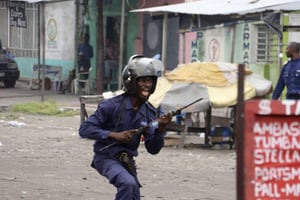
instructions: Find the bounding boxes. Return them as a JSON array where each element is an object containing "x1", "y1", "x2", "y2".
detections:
[
  {"x1": 45, "y1": 1, "x2": 75, "y2": 61},
  {"x1": 184, "y1": 27, "x2": 232, "y2": 63},
  {"x1": 244, "y1": 100, "x2": 300, "y2": 199},
  {"x1": 204, "y1": 28, "x2": 226, "y2": 62},
  {"x1": 234, "y1": 23, "x2": 252, "y2": 66},
  {"x1": 184, "y1": 22, "x2": 257, "y2": 66},
  {"x1": 184, "y1": 31, "x2": 199, "y2": 63}
]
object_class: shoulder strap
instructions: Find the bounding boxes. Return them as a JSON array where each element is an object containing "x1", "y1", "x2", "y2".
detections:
[
  {"x1": 146, "y1": 100, "x2": 161, "y2": 118},
  {"x1": 114, "y1": 95, "x2": 127, "y2": 131}
]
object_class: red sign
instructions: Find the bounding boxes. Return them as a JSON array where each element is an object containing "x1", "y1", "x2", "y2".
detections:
[{"x1": 245, "y1": 100, "x2": 300, "y2": 200}]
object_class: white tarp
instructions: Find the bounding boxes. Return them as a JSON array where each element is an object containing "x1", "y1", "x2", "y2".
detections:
[
  {"x1": 148, "y1": 62, "x2": 273, "y2": 111},
  {"x1": 131, "y1": 0, "x2": 300, "y2": 15}
]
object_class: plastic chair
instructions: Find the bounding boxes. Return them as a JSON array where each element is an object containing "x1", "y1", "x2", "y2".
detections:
[{"x1": 75, "y1": 67, "x2": 92, "y2": 95}]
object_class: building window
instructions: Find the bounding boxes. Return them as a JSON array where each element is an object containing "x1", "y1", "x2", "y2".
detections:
[
  {"x1": 256, "y1": 24, "x2": 278, "y2": 64},
  {"x1": 9, "y1": 3, "x2": 39, "y2": 58},
  {"x1": 0, "y1": 2, "x2": 38, "y2": 58}
]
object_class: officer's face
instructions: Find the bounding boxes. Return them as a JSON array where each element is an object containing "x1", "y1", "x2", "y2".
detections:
[{"x1": 136, "y1": 77, "x2": 154, "y2": 101}]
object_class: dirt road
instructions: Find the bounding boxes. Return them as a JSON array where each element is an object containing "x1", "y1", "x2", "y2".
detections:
[{"x1": 0, "y1": 112, "x2": 236, "y2": 200}]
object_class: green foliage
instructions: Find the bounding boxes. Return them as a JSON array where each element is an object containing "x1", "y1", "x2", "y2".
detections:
[{"x1": 11, "y1": 100, "x2": 79, "y2": 116}]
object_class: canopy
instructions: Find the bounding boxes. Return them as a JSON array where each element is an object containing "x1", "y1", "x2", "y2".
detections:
[
  {"x1": 148, "y1": 62, "x2": 272, "y2": 112},
  {"x1": 131, "y1": 0, "x2": 300, "y2": 15},
  {"x1": 18, "y1": 0, "x2": 71, "y2": 3}
]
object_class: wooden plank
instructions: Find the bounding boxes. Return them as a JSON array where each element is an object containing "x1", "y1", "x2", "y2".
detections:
[
  {"x1": 79, "y1": 95, "x2": 105, "y2": 123},
  {"x1": 178, "y1": 112, "x2": 191, "y2": 148}
]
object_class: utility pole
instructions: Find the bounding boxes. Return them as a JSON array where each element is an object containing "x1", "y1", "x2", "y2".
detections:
[
  {"x1": 40, "y1": 2, "x2": 45, "y2": 102},
  {"x1": 118, "y1": 0, "x2": 125, "y2": 90},
  {"x1": 75, "y1": 0, "x2": 80, "y2": 82},
  {"x1": 96, "y1": 0, "x2": 104, "y2": 94}
]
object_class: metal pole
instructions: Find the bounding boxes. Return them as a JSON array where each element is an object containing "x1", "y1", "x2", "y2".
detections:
[
  {"x1": 278, "y1": 11, "x2": 283, "y2": 73},
  {"x1": 162, "y1": 13, "x2": 168, "y2": 67},
  {"x1": 118, "y1": 0, "x2": 125, "y2": 90},
  {"x1": 96, "y1": 0, "x2": 104, "y2": 94},
  {"x1": 75, "y1": 0, "x2": 80, "y2": 77},
  {"x1": 236, "y1": 63, "x2": 245, "y2": 200},
  {"x1": 7, "y1": 2, "x2": 10, "y2": 49},
  {"x1": 37, "y1": 3, "x2": 41, "y2": 90},
  {"x1": 41, "y1": 2, "x2": 45, "y2": 102}
]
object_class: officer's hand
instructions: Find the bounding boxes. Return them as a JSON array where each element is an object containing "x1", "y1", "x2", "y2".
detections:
[
  {"x1": 157, "y1": 114, "x2": 172, "y2": 132},
  {"x1": 109, "y1": 129, "x2": 138, "y2": 143}
]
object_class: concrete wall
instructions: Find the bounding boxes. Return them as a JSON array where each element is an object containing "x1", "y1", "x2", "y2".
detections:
[{"x1": 17, "y1": 1, "x2": 76, "y2": 81}]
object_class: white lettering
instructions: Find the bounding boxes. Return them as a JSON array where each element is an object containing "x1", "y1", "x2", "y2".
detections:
[
  {"x1": 296, "y1": 101, "x2": 300, "y2": 115},
  {"x1": 243, "y1": 23, "x2": 250, "y2": 66},
  {"x1": 282, "y1": 100, "x2": 296, "y2": 115},
  {"x1": 11, "y1": 10, "x2": 23, "y2": 18},
  {"x1": 254, "y1": 136, "x2": 300, "y2": 149},
  {"x1": 253, "y1": 122, "x2": 300, "y2": 137},
  {"x1": 254, "y1": 149, "x2": 300, "y2": 165},
  {"x1": 254, "y1": 182, "x2": 280, "y2": 198},
  {"x1": 285, "y1": 183, "x2": 300, "y2": 196},
  {"x1": 17, "y1": 18, "x2": 25, "y2": 27},
  {"x1": 258, "y1": 100, "x2": 272, "y2": 115},
  {"x1": 254, "y1": 167, "x2": 300, "y2": 181}
]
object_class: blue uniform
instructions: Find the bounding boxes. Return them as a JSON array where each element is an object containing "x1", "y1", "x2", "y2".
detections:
[
  {"x1": 78, "y1": 43, "x2": 93, "y2": 71},
  {"x1": 79, "y1": 93, "x2": 165, "y2": 200},
  {"x1": 272, "y1": 58, "x2": 300, "y2": 99}
]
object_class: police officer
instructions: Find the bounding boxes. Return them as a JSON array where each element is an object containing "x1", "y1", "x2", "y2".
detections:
[
  {"x1": 79, "y1": 55, "x2": 171, "y2": 200},
  {"x1": 272, "y1": 42, "x2": 300, "y2": 99}
]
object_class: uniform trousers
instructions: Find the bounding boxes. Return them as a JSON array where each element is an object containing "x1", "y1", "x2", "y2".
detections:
[{"x1": 92, "y1": 153, "x2": 140, "y2": 200}]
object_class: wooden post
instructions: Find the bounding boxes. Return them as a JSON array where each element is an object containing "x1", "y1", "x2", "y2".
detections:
[
  {"x1": 75, "y1": 0, "x2": 80, "y2": 84},
  {"x1": 205, "y1": 106, "x2": 211, "y2": 145},
  {"x1": 96, "y1": 0, "x2": 104, "y2": 94},
  {"x1": 118, "y1": 0, "x2": 125, "y2": 90},
  {"x1": 79, "y1": 95, "x2": 104, "y2": 124},
  {"x1": 162, "y1": 13, "x2": 168, "y2": 67},
  {"x1": 179, "y1": 112, "x2": 191, "y2": 148},
  {"x1": 236, "y1": 64, "x2": 245, "y2": 200},
  {"x1": 80, "y1": 99, "x2": 85, "y2": 124}
]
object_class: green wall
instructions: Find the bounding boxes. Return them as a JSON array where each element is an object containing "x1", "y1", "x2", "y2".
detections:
[
  {"x1": 83, "y1": 0, "x2": 138, "y2": 84},
  {"x1": 16, "y1": 57, "x2": 74, "y2": 81}
]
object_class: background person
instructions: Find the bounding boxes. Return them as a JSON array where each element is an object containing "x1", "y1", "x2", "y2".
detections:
[
  {"x1": 77, "y1": 33, "x2": 93, "y2": 90},
  {"x1": 272, "y1": 42, "x2": 300, "y2": 99},
  {"x1": 78, "y1": 33, "x2": 93, "y2": 73}
]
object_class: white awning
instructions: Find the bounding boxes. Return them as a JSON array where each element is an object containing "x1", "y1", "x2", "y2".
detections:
[
  {"x1": 131, "y1": 0, "x2": 300, "y2": 15},
  {"x1": 19, "y1": 0, "x2": 72, "y2": 3}
]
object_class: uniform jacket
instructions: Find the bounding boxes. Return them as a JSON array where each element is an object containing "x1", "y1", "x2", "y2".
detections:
[
  {"x1": 272, "y1": 58, "x2": 300, "y2": 99},
  {"x1": 79, "y1": 93, "x2": 165, "y2": 157}
]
